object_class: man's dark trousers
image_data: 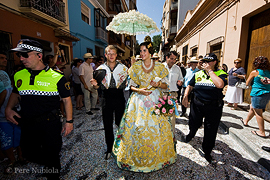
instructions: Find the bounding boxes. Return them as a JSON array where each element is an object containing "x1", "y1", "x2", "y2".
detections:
[{"x1": 102, "y1": 89, "x2": 125, "y2": 153}]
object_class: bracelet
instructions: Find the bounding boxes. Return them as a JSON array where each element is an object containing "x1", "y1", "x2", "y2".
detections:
[
  {"x1": 66, "y1": 120, "x2": 73, "y2": 123},
  {"x1": 208, "y1": 70, "x2": 213, "y2": 73},
  {"x1": 137, "y1": 89, "x2": 140, "y2": 94}
]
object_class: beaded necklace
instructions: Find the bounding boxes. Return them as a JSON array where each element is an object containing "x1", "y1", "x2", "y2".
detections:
[{"x1": 142, "y1": 59, "x2": 153, "y2": 70}]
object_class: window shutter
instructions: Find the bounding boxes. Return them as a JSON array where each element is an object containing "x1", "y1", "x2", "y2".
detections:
[{"x1": 81, "y1": 2, "x2": 89, "y2": 18}]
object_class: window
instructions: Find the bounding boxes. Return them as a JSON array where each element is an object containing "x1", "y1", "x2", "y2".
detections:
[
  {"x1": 0, "y1": 31, "x2": 14, "y2": 76},
  {"x1": 171, "y1": 11, "x2": 177, "y2": 26},
  {"x1": 57, "y1": 43, "x2": 71, "y2": 64},
  {"x1": 108, "y1": 0, "x2": 121, "y2": 13},
  {"x1": 95, "y1": 46, "x2": 104, "y2": 57},
  {"x1": 191, "y1": 47, "x2": 198, "y2": 57},
  {"x1": 95, "y1": 9, "x2": 107, "y2": 29},
  {"x1": 182, "y1": 45, "x2": 188, "y2": 63},
  {"x1": 87, "y1": 48, "x2": 93, "y2": 54},
  {"x1": 210, "y1": 43, "x2": 222, "y2": 61},
  {"x1": 81, "y1": 2, "x2": 90, "y2": 25}
]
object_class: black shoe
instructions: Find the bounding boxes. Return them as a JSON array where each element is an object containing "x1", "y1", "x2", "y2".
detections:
[
  {"x1": 180, "y1": 112, "x2": 186, "y2": 117},
  {"x1": 204, "y1": 154, "x2": 212, "y2": 163},
  {"x1": 184, "y1": 134, "x2": 193, "y2": 143},
  {"x1": 91, "y1": 108, "x2": 100, "y2": 111},
  {"x1": 180, "y1": 112, "x2": 188, "y2": 118},
  {"x1": 86, "y1": 111, "x2": 93, "y2": 115},
  {"x1": 262, "y1": 146, "x2": 270, "y2": 153},
  {"x1": 104, "y1": 152, "x2": 111, "y2": 160}
]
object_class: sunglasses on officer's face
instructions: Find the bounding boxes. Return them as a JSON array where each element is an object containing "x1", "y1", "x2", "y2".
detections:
[
  {"x1": 16, "y1": 52, "x2": 39, "y2": 59},
  {"x1": 202, "y1": 60, "x2": 215, "y2": 63},
  {"x1": 16, "y1": 52, "x2": 29, "y2": 58},
  {"x1": 16, "y1": 52, "x2": 34, "y2": 58}
]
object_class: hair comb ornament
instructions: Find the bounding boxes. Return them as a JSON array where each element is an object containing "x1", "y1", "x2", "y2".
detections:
[
  {"x1": 148, "y1": 43, "x2": 152, "y2": 49},
  {"x1": 144, "y1": 36, "x2": 151, "y2": 42}
]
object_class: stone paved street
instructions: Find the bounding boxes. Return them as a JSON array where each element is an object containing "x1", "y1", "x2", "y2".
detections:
[{"x1": 0, "y1": 100, "x2": 270, "y2": 180}]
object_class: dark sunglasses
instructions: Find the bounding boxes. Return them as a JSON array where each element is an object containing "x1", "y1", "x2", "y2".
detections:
[
  {"x1": 234, "y1": 62, "x2": 241, "y2": 64},
  {"x1": 16, "y1": 52, "x2": 29, "y2": 58},
  {"x1": 152, "y1": 58, "x2": 158, "y2": 60},
  {"x1": 201, "y1": 60, "x2": 215, "y2": 63}
]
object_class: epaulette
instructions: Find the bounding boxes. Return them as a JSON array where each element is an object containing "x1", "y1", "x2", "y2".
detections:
[{"x1": 53, "y1": 69, "x2": 64, "y2": 75}]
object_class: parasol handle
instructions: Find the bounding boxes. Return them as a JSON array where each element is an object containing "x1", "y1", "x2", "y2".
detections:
[{"x1": 133, "y1": 23, "x2": 135, "y2": 57}]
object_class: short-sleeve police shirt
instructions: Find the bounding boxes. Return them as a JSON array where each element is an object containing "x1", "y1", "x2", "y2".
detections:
[
  {"x1": 13, "y1": 68, "x2": 70, "y2": 119},
  {"x1": 189, "y1": 70, "x2": 227, "y2": 101}
]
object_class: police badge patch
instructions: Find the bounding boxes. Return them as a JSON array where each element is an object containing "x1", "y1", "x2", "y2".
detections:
[
  {"x1": 17, "y1": 79, "x2": 22, "y2": 88},
  {"x1": 197, "y1": 77, "x2": 202, "y2": 82},
  {"x1": 65, "y1": 82, "x2": 70, "y2": 90}
]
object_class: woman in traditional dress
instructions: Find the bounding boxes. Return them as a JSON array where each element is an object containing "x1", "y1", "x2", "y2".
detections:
[{"x1": 112, "y1": 36, "x2": 176, "y2": 172}]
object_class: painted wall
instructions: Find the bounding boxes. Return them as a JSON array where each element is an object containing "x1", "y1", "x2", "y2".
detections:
[
  {"x1": 176, "y1": 0, "x2": 270, "y2": 71},
  {"x1": 0, "y1": 8, "x2": 73, "y2": 79},
  {"x1": 68, "y1": 0, "x2": 108, "y2": 59},
  {"x1": 0, "y1": 9, "x2": 72, "y2": 60}
]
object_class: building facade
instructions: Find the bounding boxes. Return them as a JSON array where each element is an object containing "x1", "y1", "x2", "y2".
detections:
[
  {"x1": 174, "y1": 0, "x2": 270, "y2": 107},
  {"x1": 106, "y1": 0, "x2": 137, "y2": 60},
  {"x1": 0, "y1": 0, "x2": 79, "y2": 78},
  {"x1": 68, "y1": 0, "x2": 109, "y2": 59},
  {"x1": 161, "y1": 0, "x2": 199, "y2": 61}
]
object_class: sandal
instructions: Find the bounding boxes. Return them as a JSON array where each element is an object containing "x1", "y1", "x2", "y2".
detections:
[
  {"x1": 239, "y1": 118, "x2": 248, "y2": 127},
  {"x1": 251, "y1": 130, "x2": 268, "y2": 138}
]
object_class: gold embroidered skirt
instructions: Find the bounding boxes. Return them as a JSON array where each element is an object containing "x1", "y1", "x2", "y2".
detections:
[{"x1": 112, "y1": 90, "x2": 176, "y2": 172}]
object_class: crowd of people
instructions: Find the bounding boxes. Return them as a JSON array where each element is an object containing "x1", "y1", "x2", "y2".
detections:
[{"x1": 0, "y1": 36, "x2": 269, "y2": 179}]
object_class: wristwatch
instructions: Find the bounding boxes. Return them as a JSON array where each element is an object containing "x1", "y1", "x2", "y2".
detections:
[{"x1": 66, "y1": 120, "x2": 73, "y2": 123}]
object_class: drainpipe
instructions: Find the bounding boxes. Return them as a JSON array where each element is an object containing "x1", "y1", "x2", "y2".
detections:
[{"x1": 222, "y1": 2, "x2": 229, "y2": 66}]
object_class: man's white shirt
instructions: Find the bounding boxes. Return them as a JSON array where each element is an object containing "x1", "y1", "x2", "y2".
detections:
[{"x1": 163, "y1": 62, "x2": 184, "y2": 92}]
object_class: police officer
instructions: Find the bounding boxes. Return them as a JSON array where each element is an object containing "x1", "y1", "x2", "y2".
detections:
[
  {"x1": 182, "y1": 53, "x2": 227, "y2": 163},
  {"x1": 5, "y1": 39, "x2": 73, "y2": 179}
]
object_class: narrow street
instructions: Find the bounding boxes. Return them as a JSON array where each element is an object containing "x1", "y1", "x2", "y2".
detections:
[{"x1": 1, "y1": 98, "x2": 269, "y2": 180}]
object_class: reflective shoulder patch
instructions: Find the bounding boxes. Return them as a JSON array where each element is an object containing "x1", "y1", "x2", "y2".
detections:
[{"x1": 65, "y1": 82, "x2": 70, "y2": 90}]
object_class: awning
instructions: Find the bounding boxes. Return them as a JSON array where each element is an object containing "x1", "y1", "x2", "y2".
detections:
[{"x1": 54, "y1": 28, "x2": 80, "y2": 42}]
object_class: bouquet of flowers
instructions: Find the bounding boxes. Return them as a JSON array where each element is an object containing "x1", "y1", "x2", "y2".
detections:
[{"x1": 153, "y1": 95, "x2": 178, "y2": 116}]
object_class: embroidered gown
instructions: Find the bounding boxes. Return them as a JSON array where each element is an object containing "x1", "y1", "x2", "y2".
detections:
[{"x1": 112, "y1": 61, "x2": 176, "y2": 172}]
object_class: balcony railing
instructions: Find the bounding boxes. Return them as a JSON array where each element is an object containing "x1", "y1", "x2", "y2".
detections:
[
  {"x1": 108, "y1": 3, "x2": 121, "y2": 13},
  {"x1": 20, "y1": 0, "x2": 65, "y2": 23},
  {"x1": 170, "y1": 25, "x2": 177, "y2": 34},
  {"x1": 95, "y1": 27, "x2": 108, "y2": 43},
  {"x1": 171, "y1": 1, "x2": 178, "y2": 10}
]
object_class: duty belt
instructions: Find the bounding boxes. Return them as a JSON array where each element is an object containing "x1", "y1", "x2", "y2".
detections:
[
  {"x1": 194, "y1": 95, "x2": 219, "y2": 105},
  {"x1": 29, "y1": 109, "x2": 61, "y2": 124}
]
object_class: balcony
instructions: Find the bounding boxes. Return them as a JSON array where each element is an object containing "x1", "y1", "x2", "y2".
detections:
[
  {"x1": 108, "y1": 3, "x2": 121, "y2": 14},
  {"x1": 170, "y1": 25, "x2": 177, "y2": 34},
  {"x1": 95, "y1": 27, "x2": 108, "y2": 44},
  {"x1": 171, "y1": 1, "x2": 178, "y2": 11},
  {"x1": 19, "y1": 0, "x2": 66, "y2": 27}
]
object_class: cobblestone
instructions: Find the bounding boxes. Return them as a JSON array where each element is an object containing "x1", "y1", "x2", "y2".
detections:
[{"x1": 0, "y1": 101, "x2": 269, "y2": 180}]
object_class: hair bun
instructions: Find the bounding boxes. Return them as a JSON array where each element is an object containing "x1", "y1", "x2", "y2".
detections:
[{"x1": 144, "y1": 36, "x2": 151, "y2": 42}]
